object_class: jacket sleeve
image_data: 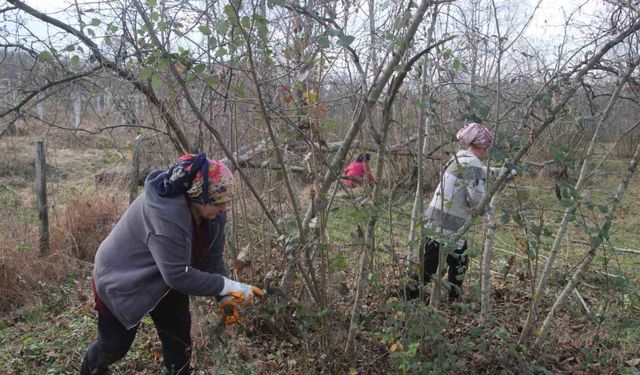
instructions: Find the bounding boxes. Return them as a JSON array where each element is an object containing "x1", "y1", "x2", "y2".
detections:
[
  {"x1": 464, "y1": 178, "x2": 485, "y2": 207},
  {"x1": 198, "y1": 214, "x2": 229, "y2": 276},
  {"x1": 456, "y1": 162, "x2": 485, "y2": 209},
  {"x1": 146, "y1": 231, "x2": 225, "y2": 297},
  {"x1": 488, "y1": 166, "x2": 503, "y2": 178}
]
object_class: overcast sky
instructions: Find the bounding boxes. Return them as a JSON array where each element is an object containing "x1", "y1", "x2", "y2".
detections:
[
  {"x1": 24, "y1": 0, "x2": 598, "y2": 32},
  {"x1": 20, "y1": 0, "x2": 599, "y2": 48},
  {"x1": 527, "y1": 0, "x2": 598, "y2": 39}
]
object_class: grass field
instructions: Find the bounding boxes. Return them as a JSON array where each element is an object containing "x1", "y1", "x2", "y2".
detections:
[{"x1": 1, "y1": 135, "x2": 639, "y2": 374}]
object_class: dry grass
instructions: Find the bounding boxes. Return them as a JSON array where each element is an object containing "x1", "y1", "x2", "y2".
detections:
[
  {"x1": 0, "y1": 130, "x2": 127, "y2": 313},
  {"x1": 50, "y1": 189, "x2": 128, "y2": 261},
  {"x1": 0, "y1": 183, "x2": 127, "y2": 313},
  {"x1": 614, "y1": 128, "x2": 640, "y2": 158}
]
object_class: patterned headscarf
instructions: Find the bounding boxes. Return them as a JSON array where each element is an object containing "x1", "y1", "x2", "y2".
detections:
[
  {"x1": 157, "y1": 153, "x2": 234, "y2": 204},
  {"x1": 456, "y1": 122, "x2": 494, "y2": 149}
]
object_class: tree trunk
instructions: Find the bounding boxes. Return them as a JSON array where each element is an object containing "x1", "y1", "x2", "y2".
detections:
[
  {"x1": 479, "y1": 0, "x2": 504, "y2": 321},
  {"x1": 406, "y1": 6, "x2": 438, "y2": 292},
  {"x1": 480, "y1": 188, "x2": 503, "y2": 323}
]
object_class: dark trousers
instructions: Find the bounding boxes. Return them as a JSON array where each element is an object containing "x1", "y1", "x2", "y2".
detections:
[
  {"x1": 80, "y1": 291, "x2": 192, "y2": 375},
  {"x1": 406, "y1": 238, "x2": 468, "y2": 300}
]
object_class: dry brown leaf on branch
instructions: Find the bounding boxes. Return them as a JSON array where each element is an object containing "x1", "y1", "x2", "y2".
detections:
[
  {"x1": 515, "y1": 237, "x2": 529, "y2": 254},
  {"x1": 235, "y1": 245, "x2": 252, "y2": 273}
]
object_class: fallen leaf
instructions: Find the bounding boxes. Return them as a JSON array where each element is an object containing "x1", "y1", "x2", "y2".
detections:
[
  {"x1": 626, "y1": 358, "x2": 640, "y2": 367},
  {"x1": 390, "y1": 341, "x2": 403, "y2": 352}
]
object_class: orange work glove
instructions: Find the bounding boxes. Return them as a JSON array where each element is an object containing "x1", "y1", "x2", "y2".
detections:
[{"x1": 218, "y1": 277, "x2": 264, "y2": 325}]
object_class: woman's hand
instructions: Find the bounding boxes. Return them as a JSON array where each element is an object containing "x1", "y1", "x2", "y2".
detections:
[{"x1": 218, "y1": 277, "x2": 264, "y2": 304}]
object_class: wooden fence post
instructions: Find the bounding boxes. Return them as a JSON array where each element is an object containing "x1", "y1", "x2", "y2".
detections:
[
  {"x1": 128, "y1": 138, "x2": 141, "y2": 205},
  {"x1": 35, "y1": 141, "x2": 49, "y2": 256}
]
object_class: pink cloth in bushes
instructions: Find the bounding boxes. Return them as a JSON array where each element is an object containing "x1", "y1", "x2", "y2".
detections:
[{"x1": 342, "y1": 161, "x2": 374, "y2": 186}]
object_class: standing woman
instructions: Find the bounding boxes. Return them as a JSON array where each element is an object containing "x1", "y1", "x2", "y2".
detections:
[
  {"x1": 409, "y1": 123, "x2": 506, "y2": 300},
  {"x1": 81, "y1": 153, "x2": 262, "y2": 375}
]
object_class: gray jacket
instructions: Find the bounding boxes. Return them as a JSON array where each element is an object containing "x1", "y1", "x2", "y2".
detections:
[{"x1": 93, "y1": 170, "x2": 228, "y2": 329}]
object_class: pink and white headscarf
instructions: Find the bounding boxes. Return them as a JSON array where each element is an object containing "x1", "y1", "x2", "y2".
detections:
[{"x1": 456, "y1": 122, "x2": 494, "y2": 149}]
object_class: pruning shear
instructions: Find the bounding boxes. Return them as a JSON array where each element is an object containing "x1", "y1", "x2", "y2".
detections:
[{"x1": 220, "y1": 287, "x2": 288, "y2": 326}]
